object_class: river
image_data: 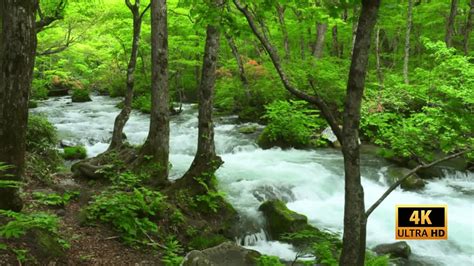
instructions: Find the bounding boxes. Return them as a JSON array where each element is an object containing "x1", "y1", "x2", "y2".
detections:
[{"x1": 33, "y1": 96, "x2": 473, "y2": 265}]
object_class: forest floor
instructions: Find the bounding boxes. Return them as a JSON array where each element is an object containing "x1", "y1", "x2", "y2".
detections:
[{"x1": 0, "y1": 172, "x2": 164, "y2": 265}]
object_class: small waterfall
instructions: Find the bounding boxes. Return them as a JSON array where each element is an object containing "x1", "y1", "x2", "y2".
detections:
[{"x1": 236, "y1": 229, "x2": 268, "y2": 246}]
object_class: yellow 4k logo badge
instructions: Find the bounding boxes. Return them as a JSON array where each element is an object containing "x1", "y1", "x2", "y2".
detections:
[{"x1": 395, "y1": 205, "x2": 448, "y2": 240}]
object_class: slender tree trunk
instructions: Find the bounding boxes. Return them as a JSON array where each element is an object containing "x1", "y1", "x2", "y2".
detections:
[
  {"x1": 464, "y1": 0, "x2": 474, "y2": 55},
  {"x1": 276, "y1": 4, "x2": 290, "y2": 60},
  {"x1": 173, "y1": 4, "x2": 223, "y2": 191},
  {"x1": 446, "y1": 0, "x2": 459, "y2": 47},
  {"x1": 332, "y1": 25, "x2": 340, "y2": 57},
  {"x1": 225, "y1": 33, "x2": 250, "y2": 99},
  {"x1": 313, "y1": 22, "x2": 327, "y2": 58},
  {"x1": 375, "y1": 27, "x2": 384, "y2": 112},
  {"x1": 350, "y1": 4, "x2": 360, "y2": 57},
  {"x1": 0, "y1": 0, "x2": 37, "y2": 211},
  {"x1": 404, "y1": 0, "x2": 413, "y2": 84},
  {"x1": 109, "y1": 1, "x2": 145, "y2": 150},
  {"x1": 339, "y1": 1, "x2": 381, "y2": 265},
  {"x1": 140, "y1": 0, "x2": 170, "y2": 183}
]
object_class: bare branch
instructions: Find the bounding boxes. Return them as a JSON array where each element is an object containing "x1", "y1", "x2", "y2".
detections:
[
  {"x1": 365, "y1": 149, "x2": 473, "y2": 218},
  {"x1": 139, "y1": 3, "x2": 151, "y2": 21},
  {"x1": 36, "y1": 0, "x2": 67, "y2": 33}
]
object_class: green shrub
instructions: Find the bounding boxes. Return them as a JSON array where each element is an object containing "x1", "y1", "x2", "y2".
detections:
[
  {"x1": 28, "y1": 101, "x2": 38, "y2": 109},
  {"x1": 26, "y1": 115, "x2": 58, "y2": 153},
  {"x1": 71, "y1": 89, "x2": 91, "y2": 102},
  {"x1": 86, "y1": 187, "x2": 165, "y2": 245},
  {"x1": 26, "y1": 116, "x2": 62, "y2": 182},
  {"x1": 258, "y1": 100, "x2": 325, "y2": 148},
  {"x1": 188, "y1": 234, "x2": 227, "y2": 250},
  {"x1": 33, "y1": 191, "x2": 80, "y2": 207},
  {"x1": 161, "y1": 237, "x2": 184, "y2": 266},
  {"x1": 62, "y1": 146, "x2": 87, "y2": 160},
  {"x1": 132, "y1": 94, "x2": 151, "y2": 113},
  {"x1": 257, "y1": 255, "x2": 284, "y2": 266}
]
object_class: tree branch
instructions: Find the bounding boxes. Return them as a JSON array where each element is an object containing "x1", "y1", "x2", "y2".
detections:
[
  {"x1": 232, "y1": 0, "x2": 343, "y2": 142},
  {"x1": 365, "y1": 149, "x2": 473, "y2": 218},
  {"x1": 36, "y1": 0, "x2": 67, "y2": 33},
  {"x1": 139, "y1": 3, "x2": 151, "y2": 21},
  {"x1": 37, "y1": 24, "x2": 76, "y2": 56}
]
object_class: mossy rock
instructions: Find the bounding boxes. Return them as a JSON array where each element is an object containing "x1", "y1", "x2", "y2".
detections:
[
  {"x1": 238, "y1": 125, "x2": 258, "y2": 134},
  {"x1": 256, "y1": 129, "x2": 292, "y2": 149},
  {"x1": 259, "y1": 200, "x2": 311, "y2": 241},
  {"x1": 63, "y1": 146, "x2": 87, "y2": 160},
  {"x1": 386, "y1": 167, "x2": 426, "y2": 191},
  {"x1": 27, "y1": 229, "x2": 66, "y2": 259},
  {"x1": 189, "y1": 234, "x2": 228, "y2": 250},
  {"x1": 259, "y1": 200, "x2": 341, "y2": 250},
  {"x1": 71, "y1": 89, "x2": 92, "y2": 102},
  {"x1": 182, "y1": 242, "x2": 261, "y2": 266}
]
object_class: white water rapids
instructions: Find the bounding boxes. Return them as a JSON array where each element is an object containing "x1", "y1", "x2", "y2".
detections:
[{"x1": 33, "y1": 96, "x2": 473, "y2": 265}]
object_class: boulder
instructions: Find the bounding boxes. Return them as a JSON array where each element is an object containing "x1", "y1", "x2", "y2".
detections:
[
  {"x1": 181, "y1": 241, "x2": 260, "y2": 266},
  {"x1": 386, "y1": 167, "x2": 426, "y2": 191},
  {"x1": 372, "y1": 241, "x2": 411, "y2": 259},
  {"x1": 238, "y1": 125, "x2": 258, "y2": 134},
  {"x1": 259, "y1": 200, "x2": 309, "y2": 241},
  {"x1": 71, "y1": 88, "x2": 92, "y2": 102}
]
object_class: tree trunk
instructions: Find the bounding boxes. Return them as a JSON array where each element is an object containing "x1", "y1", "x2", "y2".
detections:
[
  {"x1": 464, "y1": 0, "x2": 474, "y2": 55},
  {"x1": 332, "y1": 25, "x2": 340, "y2": 57},
  {"x1": 445, "y1": 0, "x2": 459, "y2": 47},
  {"x1": 313, "y1": 22, "x2": 327, "y2": 58},
  {"x1": 403, "y1": 0, "x2": 413, "y2": 84},
  {"x1": 225, "y1": 33, "x2": 250, "y2": 99},
  {"x1": 276, "y1": 4, "x2": 290, "y2": 60},
  {"x1": 0, "y1": 0, "x2": 37, "y2": 211},
  {"x1": 140, "y1": 0, "x2": 170, "y2": 183},
  {"x1": 109, "y1": 1, "x2": 144, "y2": 150},
  {"x1": 339, "y1": 1, "x2": 381, "y2": 265},
  {"x1": 350, "y1": 4, "x2": 360, "y2": 57},
  {"x1": 375, "y1": 26, "x2": 384, "y2": 112}
]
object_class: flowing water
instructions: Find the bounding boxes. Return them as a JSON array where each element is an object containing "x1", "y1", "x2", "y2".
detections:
[{"x1": 33, "y1": 96, "x2": 474, "y2": 265}]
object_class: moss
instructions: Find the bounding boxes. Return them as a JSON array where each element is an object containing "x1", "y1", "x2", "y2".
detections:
[
  {"x1": 31, "y1": 229, "x2": 66, "y2": 259},
  {"x1": 238, "y1": 125, "x2": 258, "y2": 134},
  {"x1": 71, "y1": 89, "x2": 92, "y2": 102},
  {"x1": 259, "y1": 200, "x2": 310, "y2": 240},
  {"x1": 188, "y1": 234, "x2": 228, "y2": 250},
  {"x1": 63, "y1": 146, "x2": 87, "y2": 160}
]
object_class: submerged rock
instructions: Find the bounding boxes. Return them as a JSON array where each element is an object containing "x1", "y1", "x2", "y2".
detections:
[
  {"x1": 238, "y1": 125, "x2": 258, "y2": 134},
  {"x1": 372, "y1": 241, "x2": 411, "y2": 259},
  {"x1": 386, "y1": 167, "x2": 426, "y2": 191},
  {"x1": 252, "y1": 185, "x2": 295, "y2": 203},
  {"x1": 182, "y1": 241, "x2": 260, "y2": 266}
]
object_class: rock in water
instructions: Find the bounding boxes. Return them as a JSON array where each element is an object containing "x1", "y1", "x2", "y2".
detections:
[
  {"x1": 258, "y1": 200, "x2": 310, "y2": 241},
  {"x1": 181, "y1": 242, "x2": 261, "y2": 266},
  {"x1": 373, "y1": 241, "x2": 411, "y2": 259}
]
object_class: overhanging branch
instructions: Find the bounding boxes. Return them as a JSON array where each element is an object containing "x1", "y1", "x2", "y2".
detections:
[
  {"x1": 365, "y1": 149, "x2": 473, "y2": 218},
  {"x1": 232, "y1": 0, "x2": 343, "y2": 142}
]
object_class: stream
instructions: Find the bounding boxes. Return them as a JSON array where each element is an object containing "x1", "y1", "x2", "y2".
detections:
[{"x1": 33, "y1": 96, "x2": 473, "y2": 265}]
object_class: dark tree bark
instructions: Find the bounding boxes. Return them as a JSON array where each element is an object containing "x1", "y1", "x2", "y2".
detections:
[
  {"x1": 375, "y1": 26, "x2": 384, "y2": 111},
  {"x1": 445, "y1": 0, "x2": 459, "y2": 47},
  {"x1": 140, "y1": 0, "x2": 170, "y2": 183},
  {"x1": 0, "y1": 0, "x2": 37, "y2": 211},
  {"x1": 339, "y1": 1, "x2": 381, "y2": 265},
  {"x1": 403, "y1": 0, "x2": 413, "y2": 84},
  {"x1": 313, "y1": 22, "x2": 327, "y2": 58},
  {"x1": 35, "y1": 0, "x2": 66, "y2": 33},
  {"x1": 109, "y1": 0, "x2": 150, "y2": 150},
  {"x1": 234, "y1": 2, "x2": 381, "y2": 264},
  {"x1": 172, "y1": 1, "x2": 223, "y2": 193},
  {"x1": 464, "y1": 0, "x2": 474, "y2": 55},
  {"x1": 276, "y1": 4, "x2": 290, "y2": 60},
  {"x1": 332, "y1": 25, "x2": 340, "y2": 57},
  {"x1": 225, "y1": 33, "x2": 250, "y2": 99}
]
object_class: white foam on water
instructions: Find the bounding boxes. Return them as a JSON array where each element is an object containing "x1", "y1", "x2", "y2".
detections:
[{"x1": 33, "y1": 96, "x2": 474, "y2": 265}]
